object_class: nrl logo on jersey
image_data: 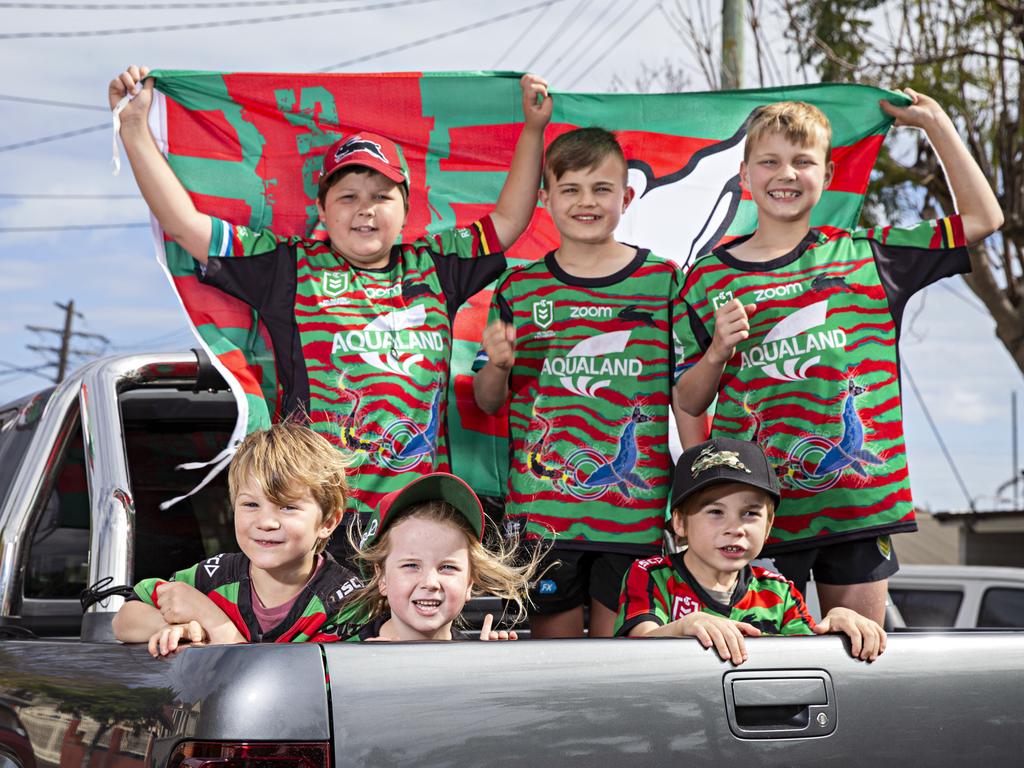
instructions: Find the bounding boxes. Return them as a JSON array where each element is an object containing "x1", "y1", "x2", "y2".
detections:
[
  {"x1": 672, "y1": 595, "x2": 700, "y2": 620},
  {"x1": 322, "y1": 270, "x2": 350, "y2": 297},
  {"x1": 540, "y1": 330, "x2": 642, "y2": 397},
  {"x1": 711, "y1": 290, "x2": 734, "y2": 310},
  {"x1": 532, "y1": 299, "x2": 554, "y2": 330},
  {"x1": 739, "y1": 299, "x2": 847, "y2": 382}
]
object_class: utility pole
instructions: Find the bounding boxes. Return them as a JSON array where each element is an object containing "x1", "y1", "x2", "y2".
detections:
[
  {"x1": 26, "y1": 300, "x2": 109, "y2": 383},
  {"x1": 721, "y1": 0, "x2": 744, "y2": 89}
]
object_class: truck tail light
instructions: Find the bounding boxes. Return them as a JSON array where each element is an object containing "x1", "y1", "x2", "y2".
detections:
[{"x1": 168, "y1": 742, "x2": 330, "y2": 768}]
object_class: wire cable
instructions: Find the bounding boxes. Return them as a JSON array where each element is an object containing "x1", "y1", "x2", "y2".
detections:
[
  {"x1": 318, "y1": 0, "x2": 568, "y2": 71},
  {"x1": 902, "y1": 359, "x2": 977, "y2": 512},
  {"x1": 0, "y1": 123, "x2": 107, "y2": 153},
  {"x1": 0, "y1": 94, "x2": 107, "y2": 111},
  {"x1": 492, "y1": 2, "x2": 554, "y2": 68},
  {"x1": 523, "y1": 0, "x2": 588, "y2": 71},
  {"x1": 0, "y1": 0, "x2": 441, "y2": 39},
  {"x1": 566, "y1": 0, "x2": 662, "y2": 89},
  {"x1": 0, "y1": 192, "x2": 139, "y2": 199},
  {"x1": 556, "y1": 1, "x2": 642, "y2": 88},
  {"x1": 3, "y1": 0, "x2": 362, "y2": 7},
  {"x1": 545, "y1": 0, "x2": 616, "y2": 80},
  {"x1": 0, "y1": 222, "x2": 149, "y2": 233}
]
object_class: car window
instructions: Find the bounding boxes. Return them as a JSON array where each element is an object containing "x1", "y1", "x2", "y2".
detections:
[
  {"x1": 978, "y1": 588, "x2": 1024, "y2": 628},
  {"x1": 24, "y1": 421, "x2": 90, "y2": 599},
  {"x1": 888, "y1": 588, "x2": 962, "y2": 627}
]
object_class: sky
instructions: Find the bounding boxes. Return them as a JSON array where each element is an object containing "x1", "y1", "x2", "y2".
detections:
[{"x1": 0, "y1": 0, "x2": 1021, "y2": 513}]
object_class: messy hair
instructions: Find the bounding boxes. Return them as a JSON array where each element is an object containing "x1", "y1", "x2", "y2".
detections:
[
  {"x1": 348, "y1": 501, "x2": 541, "y2": 628},
  {"x1": 317, "y1": 166, "x2": 410, "y2": 210},
  {"x1": 744, "y1": 101, "x2": 833, "y2": 164},
  {"x1": 228, "y1": 423, "x2": 352, "y2": 554},
  {"x1": 543, "y1": 126, "x2": 628, "y2": 188}
]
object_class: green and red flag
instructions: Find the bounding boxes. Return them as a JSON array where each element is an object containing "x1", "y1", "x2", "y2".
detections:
[{"x1": 143, "y1": 71, "x2": 903, "y2": 499}]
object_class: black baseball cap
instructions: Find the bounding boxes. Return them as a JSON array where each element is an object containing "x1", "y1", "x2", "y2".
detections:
[
  {"x1": 359, "y1": 472, "x2": 485, "y2": 549},
  {"x1": 671, "y1": 437, "x2": 781, "y2": 510}
]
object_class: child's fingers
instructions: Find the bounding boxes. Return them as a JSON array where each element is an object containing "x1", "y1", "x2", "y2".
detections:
[
  {"x1": 147, "y1": 632, "x2": 161, "y2": 657},
  {"x1": 743, "y1": 302, "x2": 757, "y2": 317},
  {"x1": 479, "y1": 613, "x2": 494, "y2": 641},
  {"x1": 503, "y1": 322, "x2": 516, "y2": 345},
  {"x1": 509, "y1": 630, "x2": 519, "y2": 641},
  {"x1": 847, "y1": 625, "x2": 864, "y2": 659},
  {"x1": 735, "y1": 621, "x2": 762, "y2": 637},
  {"x1": 187, "y1": 620, "x2": 205, "y2": 645}
]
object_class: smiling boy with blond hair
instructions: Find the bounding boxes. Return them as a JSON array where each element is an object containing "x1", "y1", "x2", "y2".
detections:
[{"x1": 673, "y1": 91, "x2": 1003, "y2": 623}]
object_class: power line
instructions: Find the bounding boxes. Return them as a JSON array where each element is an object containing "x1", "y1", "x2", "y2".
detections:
[
  {"x1": 0, "y1": 123, "x2": 107, "y2": 153},
  {"x1": 556, "y1": 1, "x2": 641, "y2": 88},
  {"x1": 902, "y1": 360, "x2": 977, "y2": 512},
  {"x1": 2, "y1": 0, "x2": 363, "y2": 7},
  {"x1": 0, "y1": 222, "x2": 149, "y2": 233},
  {"x1": 566, "y1": 1, "x2": 663, "y2": 89},
  {"x1": 545, "y1": 0, "x2": 617, "y2": 79},
  {"x1": 0, "y1": 94, "x2": 107, "y2": 112},
  {"x1": 0, "y1": 0, "x2": 441, "y2": 38},
  {"x1": 492, "y1": 3, "x2": 554, "y2": 68},
  {"x1": 319, "y1": 0, "x2": 569, "y2": 71},
  {"x1": 26, "y1": 301, "x2": 110, "y2": 383},
  {"x1": 523, "y1": 0, "x2": 588, "y2": 71},
  {"x1": 0, "y1": 192, "x2": 139, "y2": 199}
]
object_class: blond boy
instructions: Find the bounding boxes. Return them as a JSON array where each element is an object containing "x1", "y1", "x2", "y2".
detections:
[{"x1": 672, "y1": 91, "x2": 1002, "y2": 623}]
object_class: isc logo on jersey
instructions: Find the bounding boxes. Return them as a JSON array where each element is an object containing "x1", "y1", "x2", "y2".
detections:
[
  {"x1": 739, "y1": 299, "x2": 847, "y2": 382},
  {"x1": 672, "y1": 595, "x2": 700, "y2": 620},
  {"x1": 541, "y1": 330, "x2": 642, "y2": 397}
]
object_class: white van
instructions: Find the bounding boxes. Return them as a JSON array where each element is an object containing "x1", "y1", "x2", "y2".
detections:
[{"x1": 887, "y1": 564, "x2": 1024, "y2": 628}]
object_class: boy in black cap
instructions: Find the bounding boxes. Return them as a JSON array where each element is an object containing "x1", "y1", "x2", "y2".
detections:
[{"x1": 614, "y1": 438, "x2": 885, "y2": 664}]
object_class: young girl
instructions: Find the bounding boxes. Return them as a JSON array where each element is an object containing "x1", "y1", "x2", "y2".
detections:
[{"x1": 347, "y1": 472, "x2": 536, "y2": 642}]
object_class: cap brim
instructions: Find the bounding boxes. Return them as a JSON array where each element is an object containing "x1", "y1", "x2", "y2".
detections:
[
  {"x1": 321, "y1": 156, "x2": 407, "y2": 186},
  {"x1": 381, "y1": 473, "x2": 484, "y2": 541},
  {"x1": 671, "y1": 469, "x2": 782, "y2": 510}
]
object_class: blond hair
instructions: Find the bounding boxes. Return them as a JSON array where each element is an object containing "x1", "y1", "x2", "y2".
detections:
[
  {"x1": 744, "y1": 101, "x2": 833, "y2": 164},
  {"x1": 228, "y1": 423, "x2": 352, "y2": 554},
  {"x1": 348, "y1": 501, "x2": 541, "y2": 627}
]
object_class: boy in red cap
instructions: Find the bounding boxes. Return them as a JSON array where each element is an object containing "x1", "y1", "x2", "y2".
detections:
[{"x1": 108, "y1": 67, "x2": 551, "y2": 547}]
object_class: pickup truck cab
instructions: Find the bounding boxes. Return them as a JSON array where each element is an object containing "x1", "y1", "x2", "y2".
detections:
[{"x1": 1, "y1": 352, "x2": 1023, "y2": 768}]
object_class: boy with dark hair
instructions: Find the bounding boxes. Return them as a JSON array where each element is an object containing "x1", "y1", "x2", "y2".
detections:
[
  {"x1": 112, "y1": 423, "x2": 364, "y2": 654},
  {"x1": 615, "y1": 437, "x2": 885, "y2": 665},
  {"x1": 108, "y1": 66, "x2": 551, "y2": 533},
  {"x1": 473, "y1": 127, "x2": 687, "y2": 638},
  {"x1": 673, "y1": 91, "x2": 1003, "y2": 623}
]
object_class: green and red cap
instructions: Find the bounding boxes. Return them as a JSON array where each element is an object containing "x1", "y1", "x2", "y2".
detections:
[
  {"x1": 320, "y1": 131, "x2": 410, "y2": 189},
  {"x1": 359, "y1": 472, "x2": 485, "y2": 549}
]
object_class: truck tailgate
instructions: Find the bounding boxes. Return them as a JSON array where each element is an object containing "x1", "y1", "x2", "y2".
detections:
[{"x1": 324, "y1": 632, "x2": 1024, "y2": 767}]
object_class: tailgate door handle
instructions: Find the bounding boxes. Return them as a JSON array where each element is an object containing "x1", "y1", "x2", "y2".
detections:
[{"x1": 724, "y1": 670, "x2": 836, "y2": 739}]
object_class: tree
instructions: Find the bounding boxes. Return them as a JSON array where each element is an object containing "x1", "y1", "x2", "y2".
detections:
[
  {"x1": 781, "y1": 0, "x2": 1024, "y2": 375},
  {"x1": 647, "y1": 0, "x2": 1023, "y2": 375}
]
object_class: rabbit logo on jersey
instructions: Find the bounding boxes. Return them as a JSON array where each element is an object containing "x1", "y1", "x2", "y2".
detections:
[{"x1": 541, "y1": 330, "x2": 641, "y2": 397}]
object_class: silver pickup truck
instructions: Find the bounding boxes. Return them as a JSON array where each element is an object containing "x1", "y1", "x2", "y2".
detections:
[{"x1": 2, "y1": 352, "x2": 1023, "y2": 768}]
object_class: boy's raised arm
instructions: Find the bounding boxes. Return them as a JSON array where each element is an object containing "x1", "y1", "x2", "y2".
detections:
[
  {"x1": 880, "y1": 88, "x2": 1003, "y2": 246},
  {"x1": 673, "y1": 298, "x2": 756, "y2": 416},
  {"x1": 109, "y1": 66, "x2": 213, "y2": 264},
  {"x1": 489, "y1": 74, "x2": 552, "y2": 250}
]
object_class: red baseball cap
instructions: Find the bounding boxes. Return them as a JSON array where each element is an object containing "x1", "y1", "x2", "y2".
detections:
[{"x1": 320, "y1": 132, "x2": 410, "y2": 188}]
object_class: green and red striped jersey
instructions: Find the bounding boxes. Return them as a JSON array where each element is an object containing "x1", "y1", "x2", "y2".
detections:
[
  {"x1": 202, "y1": 216, "x2": 503, "y2": 517},
  {"x1": 677, "y1": 217, "x2": 970, "y2": 552},
  {"x1": 129, "y1": 551, "x2": 365, "y2": 643},
  {"x1": 475, "y1": 248, "x2": 685, "y2": 554},
  {"x1": 614, "y1": 554, "x2": 815, "y2": 636}
]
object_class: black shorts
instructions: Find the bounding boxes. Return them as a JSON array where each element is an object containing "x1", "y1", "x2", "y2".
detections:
[
  {"x1": 766, "y1": 535, "x2": 900, "y2": 596},
  {"x1": 529, "y1": 547, "x2": 639, "y2": 615}
]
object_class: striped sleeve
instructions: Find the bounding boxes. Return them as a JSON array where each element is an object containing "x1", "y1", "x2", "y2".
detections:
[
  {"x1": 614, "y1": 559, "x2": 669, "y2": 636},
  {"x1": 128, "y1": 563, "x2": 200, "y2": 606},
  {"x1": 207, "y1": 217, "x2": 284, "y2": 259}
]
